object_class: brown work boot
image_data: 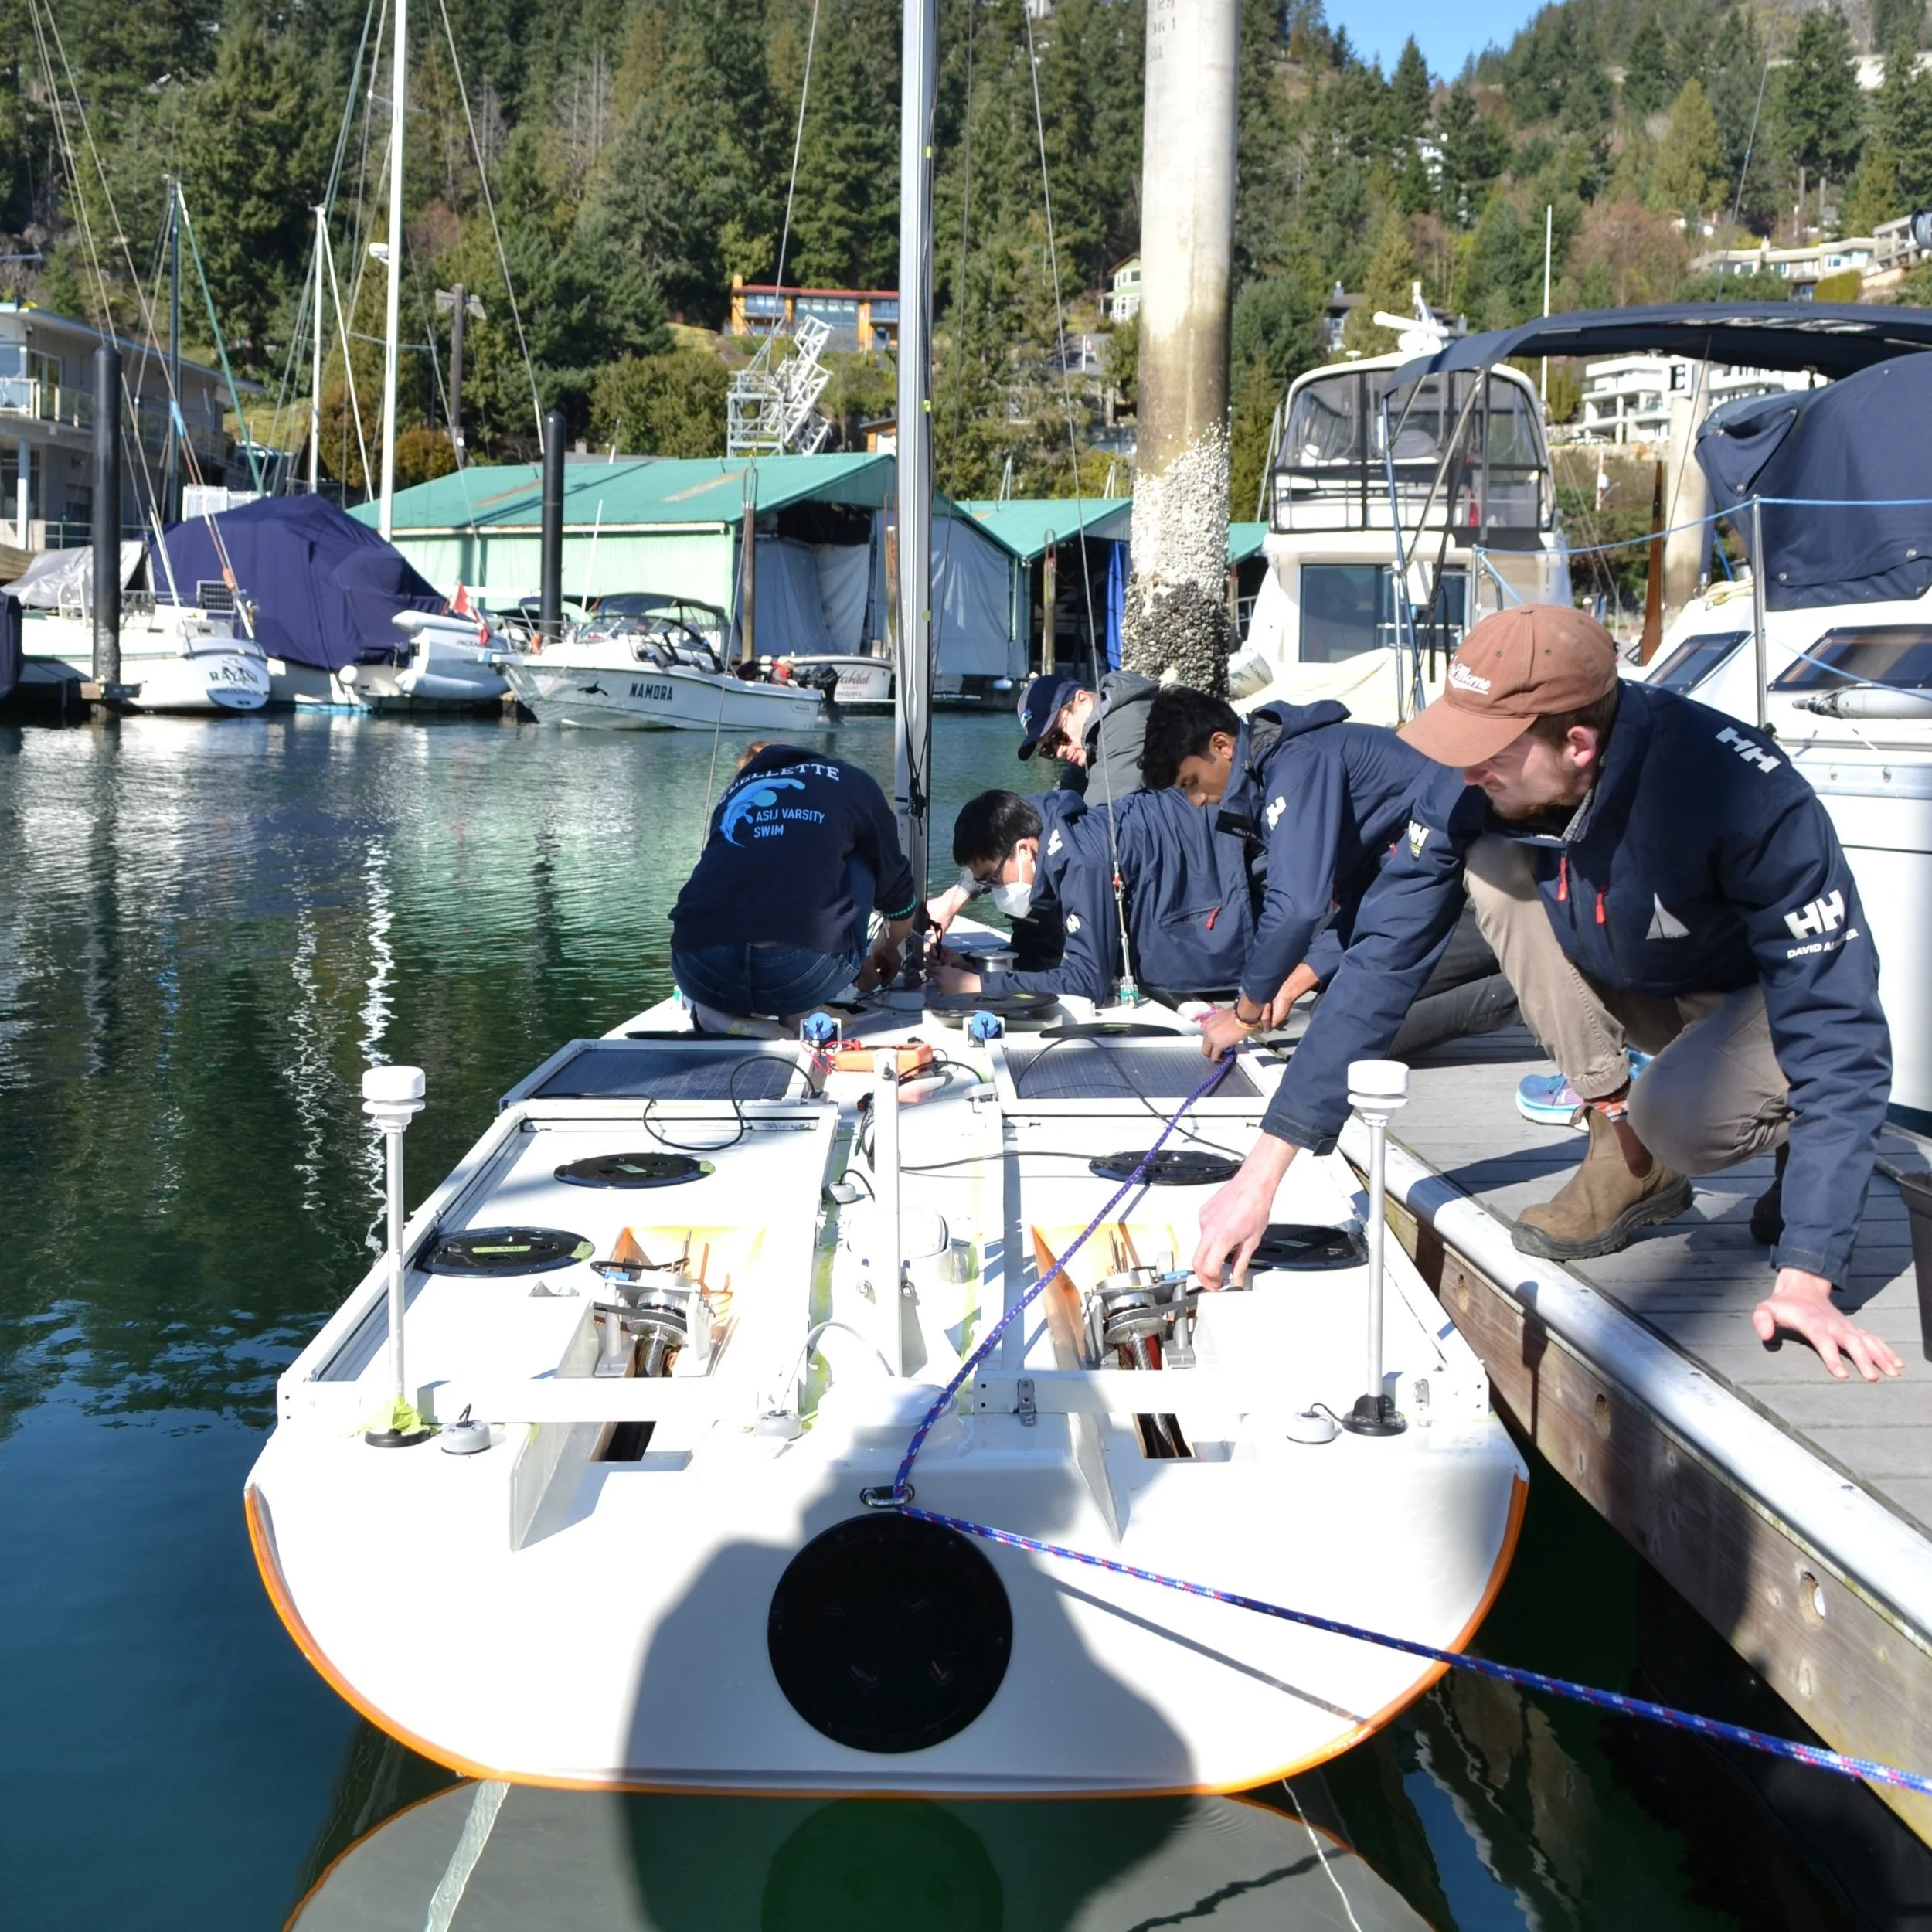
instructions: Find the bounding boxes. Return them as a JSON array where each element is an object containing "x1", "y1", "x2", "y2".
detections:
[{"x1": 1512, "y1": 1107, "x2": 1694, "y2": 1260}]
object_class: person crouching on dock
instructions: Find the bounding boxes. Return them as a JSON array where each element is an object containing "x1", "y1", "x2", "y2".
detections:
[{"x1": 1191, "y1": 605, "x2": 1901, "y2": 1383}]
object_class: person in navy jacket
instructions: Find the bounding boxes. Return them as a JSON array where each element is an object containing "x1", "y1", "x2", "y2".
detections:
[
  {"x1": 1139, "y1": 688, "x2": 1515, "y2": 1060},
  {"x1": 1192, "y1": 605, "x2": 1900, "y2": 1383},
  {"x1": 930, "y1": 787, "x2": 1255, "y2": 1006}
]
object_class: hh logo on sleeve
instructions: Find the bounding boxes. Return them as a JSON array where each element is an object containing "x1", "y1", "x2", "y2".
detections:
[{"x1": 1784, "y1": 890, "x2": 1845, "y2": 940}]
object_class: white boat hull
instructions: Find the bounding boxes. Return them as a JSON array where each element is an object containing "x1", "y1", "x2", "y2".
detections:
[
  {"x1": 247, "y1": 1015, "x2": 1523, "y2": 1795},
  {"x1": 27, "y1": 607, "x2": 270, "y2": 713},
  {"x1": 503, "y1": 652, "x2": 829, "y2": 732},
  {"x1": 782, "y1": 653, "x2": 894, "y2": 708}
]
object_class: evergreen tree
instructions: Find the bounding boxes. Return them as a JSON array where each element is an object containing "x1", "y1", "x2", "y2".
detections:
[
  {"x1": 1437, "y1": 83, "x2": 1509, "y2": 227},
  {"x1": 1652, "y1": 79, "x2": 1723, "y2": 219},
  {"x1": 1621, "y1": 15, "x2": 1676, "y2": 124},
  {"x1": 1872, "y1": 0, "x2": 1927, "y2": 57},
  {"x1": 1777, "y1": 9, "x2": 1865, "y2": 185},
  {"x1": 784, "y1": 0, "x2": 896, "y2": 289},
  {"x1": 1386, "y1": 37, "x2": 1430, "y2": 144},
  {"x1": 1341, "y1": 209, "x2": 1419, "y2": 353}
]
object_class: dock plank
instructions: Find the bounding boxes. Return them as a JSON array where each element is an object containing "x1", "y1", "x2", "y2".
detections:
[{"x1": 1392, "y1": 1025, "x2": 1932, "y2": 1541}]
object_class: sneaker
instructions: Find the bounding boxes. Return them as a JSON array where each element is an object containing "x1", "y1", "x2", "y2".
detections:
[{"x1": 1515, "y1": 1049, "x2": 1651, "y2": 1130}]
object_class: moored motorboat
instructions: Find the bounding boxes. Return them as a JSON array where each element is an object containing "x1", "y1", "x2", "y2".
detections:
[
  {"x1": 776, "y1": 651, "x2": 894, "y2": 709},
  {"x1": 243, "y1": 1007, "x2": 1523, "y2": 1794},
  {"x1": 341, "y1": 610, "x2": 509, "y2": 711}
]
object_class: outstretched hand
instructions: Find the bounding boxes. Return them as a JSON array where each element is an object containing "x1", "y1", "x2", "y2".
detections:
[
  {"x1": 1752, "y1": 1267, "x2": 1903, "y2": 1382},
  {"x1": 1196, "y1": 1007, "x2": 1251, "y2": 1061},
  {"x1": 1192, "y1": 1135, "x2": 1297, "y2": 1288}
]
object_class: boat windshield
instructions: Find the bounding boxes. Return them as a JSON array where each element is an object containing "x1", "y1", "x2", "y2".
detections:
[
  {"x1": 1272, "y1": 369, "x2": 1550, "y2": 540},
  {"x1": 1298, "y1": 563, "x2": 1468, "y2": 663},
  {"x1": 1770, "y1": 625, "x2": 1932, "y2": 692},
  {"x1": 1649, "y1": 630, "x2": 1748, "y2": 694}
]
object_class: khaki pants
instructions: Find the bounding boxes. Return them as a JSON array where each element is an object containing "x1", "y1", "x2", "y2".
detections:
[{"x1": 1464, "y1": 835, "x2": 1790, "y2": 1175}]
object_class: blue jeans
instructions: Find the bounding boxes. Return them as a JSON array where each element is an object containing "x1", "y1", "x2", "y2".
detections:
[{"x1": 674, "y1": 858, "x2": 874, "y2": 1019}]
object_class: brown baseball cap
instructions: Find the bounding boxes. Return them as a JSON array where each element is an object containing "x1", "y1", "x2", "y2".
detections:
[{"x1": 1399, "y1": 604, "x2": 1621, "y2": 767}]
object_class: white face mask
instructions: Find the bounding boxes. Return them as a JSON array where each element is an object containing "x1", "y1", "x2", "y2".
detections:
[{"x1": 991, "y1": 879, "x2": 1033, "y2": 921}]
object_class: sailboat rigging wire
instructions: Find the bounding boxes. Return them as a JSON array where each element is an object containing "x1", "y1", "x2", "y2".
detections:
[
  {"x1": 318, "y1": 224, "x2": 377, "y2": 496},
  {"x1": 1726, "y1": 56, "x2": 1772, "y2": 246},
  {"x1": 434, "y1": 0, "x2": 546, "y2": 443},
  {"x1": 174, "y1": 190, "x2": 264, "y2": 494},
  {"x1": 1018, "y1": 2, "x2": 1131, "y2": 985},
  {"x1": 772, "y1": 0, "x2": 821, "y2": 299}
]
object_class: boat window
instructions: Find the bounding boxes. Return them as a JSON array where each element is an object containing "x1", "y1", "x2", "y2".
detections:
[
  {"x1": 1298, "y1": 564, "x2": 1467, "y2": 664},
  {"x1": 1649, "y1": 630, "x2": 1747, "y2": 694},
  {"x1": 1770, "y1": 625, "x2": 1932, "y2": 692},
  {"x1": 1272, "y1": 369, "x2": 1547, "y2": 538}
]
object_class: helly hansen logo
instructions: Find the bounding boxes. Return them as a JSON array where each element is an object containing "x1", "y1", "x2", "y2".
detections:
[
  {"x1": 1265, "y1": 796, "x2": 1287, "y2": 832},
  {"x1": 1784, "y1": 890, "x2": 1845, "y2": 940},
  {"x1": 1406, "y1": 819, "x2": 1430, "y2": 856},
  {"x1": 1448, "y1": 663, "x2": 1492, "y2": 694},
  {"x1": 1716, "y1": 725, "x2": 1782, "y2": 774},
  {"x1": 1046, "y1": 827, "x2": 1063, "y2": 856}
]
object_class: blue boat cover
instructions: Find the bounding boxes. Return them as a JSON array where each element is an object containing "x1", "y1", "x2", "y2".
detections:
[
  {"x1": 0, "y1": 594, "x2": 19, "y2": 702},
  {"x1": 1696, "y1": 353, "x2": 1932, "y2": 611},
  {"x1": 150, "y1": 497, "x2": 445, "y2": 672}
]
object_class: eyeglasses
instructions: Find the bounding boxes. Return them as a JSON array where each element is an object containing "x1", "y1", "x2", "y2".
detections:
[{"x1": 1038, "y1": 705, "x2": 1077, "y2": 758}]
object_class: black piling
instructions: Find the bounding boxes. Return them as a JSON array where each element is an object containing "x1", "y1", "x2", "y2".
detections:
[
  {"x1": 539, "y1": 407, "x2": 566, "y2": 645},
  {"x1": 91, "y1": 343, "x2": 121, "y2": 691}
]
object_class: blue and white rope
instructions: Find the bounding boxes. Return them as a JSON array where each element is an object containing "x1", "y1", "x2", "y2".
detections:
[
  {"x1": 881, "y1": 1050, "x2": 1932, "y2": 1803},
  {"x1": 883, "y1": 1050, "x2": 1234, "y2": 1502},
  {"x1": 903, "y1": 1505, "x2": 1932, "y2": 1800}
]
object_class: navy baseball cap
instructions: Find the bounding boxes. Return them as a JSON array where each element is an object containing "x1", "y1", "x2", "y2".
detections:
[{"x1": 1015, "y1": 673, "x2": 1083, "y2": 760}]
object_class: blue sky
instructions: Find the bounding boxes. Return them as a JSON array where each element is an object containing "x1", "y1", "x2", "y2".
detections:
[{"x1": 1346, "y1": 1, "x2": 1549, "y2": 81}]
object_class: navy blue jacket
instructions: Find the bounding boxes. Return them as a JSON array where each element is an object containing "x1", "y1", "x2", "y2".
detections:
[
  {"x1": 671, "y1": 746, "x2": 917, "y2": 956},
  {"x1": 981, "y1": 789, "x2": 1256, "y2": 1004},
  {"x1": 1267, "y1": 682, "x2": 1889, "y2": 1283},
  {"x1": 1216, "y1": 702, "x2": 1434, "y2": 1005}
]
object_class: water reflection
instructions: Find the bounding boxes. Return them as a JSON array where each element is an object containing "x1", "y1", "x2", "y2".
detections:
[{"x1": 289, "y1": 1737, "x2": 1424, "y2": 1931}]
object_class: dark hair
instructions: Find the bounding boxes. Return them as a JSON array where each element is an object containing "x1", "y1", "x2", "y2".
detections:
[
  {"x1": 952, "y1": 791, "x2": 1043, "y2": 866},
  {"x1": 1138, "y1": 686, "x2": 1242, "y2": 790},
  {"x1": 1526, "y1": 684, "x2": 1621, "y2": 752}
]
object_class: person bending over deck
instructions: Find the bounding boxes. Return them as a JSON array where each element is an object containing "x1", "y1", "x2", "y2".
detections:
[
  {"x1": 670, "y1": 742, "x2": 917, "y2": 1021},
  {"x1": 1190, "y1": 605, "x2": 1900, "y2": 1383},
  {"x1": 1138, "y1": 688, "x2": 1517, "y2": 1062},
  {"x1": 925, "y1": 789, "x2": 1087, "y2": 963},
  {"x1": 929, "y1": 787, "x2": 1253, "y2": 1008},
  {"x1": 1015, "y1": 669, "x2": 1158, "y2": 801}
]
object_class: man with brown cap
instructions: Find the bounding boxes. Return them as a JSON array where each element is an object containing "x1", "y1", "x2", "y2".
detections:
[{"x1": 1192, "y1": 604, "x2": 1900, "y2": 1383}]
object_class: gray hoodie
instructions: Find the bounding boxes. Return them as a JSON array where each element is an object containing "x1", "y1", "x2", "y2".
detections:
[{"x1": 1059, "y1": 669, "x2": 1158, "y2": 801}]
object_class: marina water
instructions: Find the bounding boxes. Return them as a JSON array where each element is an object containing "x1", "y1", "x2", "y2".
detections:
[{"x1": 0, "y1": 711, "x2": 1852, "y2": 1927}]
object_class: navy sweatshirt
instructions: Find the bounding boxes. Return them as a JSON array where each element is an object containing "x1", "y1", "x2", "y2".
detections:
[
  {"x1": 1265, "y1": 682, "x2": 1889, "y2": 1284},
  {"x1": 1215, "y1": 702, "x2": 1434, "y2": 1006},
  {"x1": 671, "y1": 746, "x2": 917, "y2": 957},
  {"x1": 981, "y1": 788, "x2": 1256, "y2": 1004}
]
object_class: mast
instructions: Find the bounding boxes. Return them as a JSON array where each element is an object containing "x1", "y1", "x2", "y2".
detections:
[
  {"x1": 378, "y1": 0, "x2": 406, "y2": 538},
  {"x1": 892, "y1": 0, "x2": 936, "y2": 897},
  {"x1": 168, "y1": 180, "x2": 182, "y2": 525},
  {"x1": 310, "y1": 207, "x2": 325, "y2": 495}
]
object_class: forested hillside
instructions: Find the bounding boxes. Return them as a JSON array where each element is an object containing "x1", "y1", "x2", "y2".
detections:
[{"x1": 4, "y1": 0, "x2": 1929, "y2": 506}]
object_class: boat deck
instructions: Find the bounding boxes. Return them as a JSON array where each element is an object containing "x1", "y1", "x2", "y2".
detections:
[{"x1": 1374, "y1": 1019, "x2": 1932, "y2": 1842}]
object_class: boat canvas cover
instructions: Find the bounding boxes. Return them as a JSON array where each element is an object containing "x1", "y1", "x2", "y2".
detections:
[
  {"x1": 2, "y1": 542, "x2": 144, "y2": 609},
  {"x1": 1386, "y1": 301, "x2": 1932, "y2": 389},
  {"x1": 151, "y1": 498, "x2": 445, "y2": 671},
  {"x1": 1698, "y1": 353, "x2": 1932, "y2": 611}
]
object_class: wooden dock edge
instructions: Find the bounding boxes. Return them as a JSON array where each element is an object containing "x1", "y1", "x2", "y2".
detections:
[{"x1": 1352, "y1": 1131, "x2": 1932, "y2": 1845}]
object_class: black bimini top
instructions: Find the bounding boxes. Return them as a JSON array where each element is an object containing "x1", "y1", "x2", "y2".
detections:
[{"x1": 1387, "y1": 302, "x2": 1932, "y2": 390}]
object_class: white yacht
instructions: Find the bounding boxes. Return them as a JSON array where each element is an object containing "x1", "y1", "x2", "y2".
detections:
[
  {"x1": 338, "y1": 608, "x2": 509, "y2": 712},
  {"x1": 1233, "y1": 350, "x2": 1570, "y2": 723},
  {"x1": 20, "y1": 591, "x2": 269, "y2": 713},
  {"x1": 501, "y1": 597, "x2": 828, "y2": 733},
  {"x1": 772, "y1": 649, "x2": 894, "y2": 709}
]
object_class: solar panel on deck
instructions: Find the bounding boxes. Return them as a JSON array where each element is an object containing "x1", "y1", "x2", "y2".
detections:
[
  {"x1": 1003, "y1": 1039, "x2": 1259, "y2": 1102},
  {"x1": 532, "y1": 1047, "x2": 804, "y2": 1101}
]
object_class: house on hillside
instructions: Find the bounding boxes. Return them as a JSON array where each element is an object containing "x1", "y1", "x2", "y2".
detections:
[
  {"x1": 1, "y1": 302, "x2": 244, "y2": 552},
  {"x1": 1573, "y1": 356, "x2": 1811, "y2": 450},
  {"x1": 726, "y1": 280, "x2": 900, "y2": 355},
  {"x1": 1105, "y1": 256, "x2": 1141, "y2": 323}
]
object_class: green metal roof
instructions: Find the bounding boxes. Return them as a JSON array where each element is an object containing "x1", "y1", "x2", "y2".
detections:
[
  {"x1": 957, "y1": 498, "x2": 1133, "y2": 561},
  {"x1": 1228, "y1": 522, "x2": 1269, "y2": 563},
  {"x1": 348, "y1": 453, "x2": 897, "y2": 534}
]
